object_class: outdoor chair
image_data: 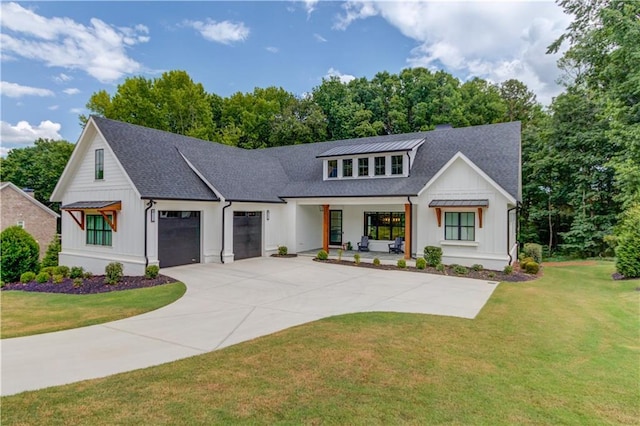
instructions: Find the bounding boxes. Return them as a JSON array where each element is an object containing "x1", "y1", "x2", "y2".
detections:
[
  {"x1": 357, "y1": 236, "x2": 370, "y2": 252},
  {"x1": 388, "y1": 237, "x2": 404, "y2": 254}
]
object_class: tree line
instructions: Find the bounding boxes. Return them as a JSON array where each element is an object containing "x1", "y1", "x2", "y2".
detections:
[{"x1": 2, "y1": 0, "x2": 637, "y2": 270}]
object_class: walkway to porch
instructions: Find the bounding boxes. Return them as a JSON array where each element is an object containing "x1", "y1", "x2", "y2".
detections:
[{"x1": 298, "y1": 248, "x2": 416, "y2": 266}]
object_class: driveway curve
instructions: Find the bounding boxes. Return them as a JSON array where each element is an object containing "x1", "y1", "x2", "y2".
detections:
[{"x1": 1, "y1": 257, "x2": 498, "y2": 396}]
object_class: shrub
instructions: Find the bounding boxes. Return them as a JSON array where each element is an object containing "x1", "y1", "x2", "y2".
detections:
[
  {"x1": 145, "y1": 265, "x2": 160, "y2": 279},
  {"x1": 0, "y1": 226, "x2": 40, "y2": 283},
  {"x1": 397, "y1": 259, "x2": 407, "y2": 268},
  {"x1": 338, "y1": 249, "x2": 343, "y2": 261},
  {"x1": 436, "y1": 263, "x2": 445, "y2": 273},
  {"x1": 36, "y1": 271, "x2": 50, "y2": 283},
  {"x1": 41, "y1": 266, "x2": 56, "y2": 276},
  {"x1": 70, "y1": 266, "x2": 85, "y2": 279},
  {"x1": 373, "y1": 257, "x2": 381, "y2": 266},
  {"x1": 519, "y1": 257, "x2": 535, "y2": 269},
  {"x1": 278, "y1": 245, "x2": 288, "y2": 256},
  {"x1": 73, "y1": 277, "x2": 83, "y2": 288},
  {"x1": 20, "y1": 271, "x2": 37, "y2": 283},
  {"x1": 471, "y1": 263, "x2": 484, "y2": 272},
  {"x1": 487, "y1": 272, "x2": 496, "y2": 279},
  {"x1": 616, "y1": 205, "x2": 640, "y2": 278},
  {"x1": 453, "y1": 264, "x2": 468, "y2": 275},
  {"x1": 353, "y1": 253, "x2": 361, "y2": 265},
  {"x1": 423, "y1": 246, "x2": 443, "y2": 267},
  {"x1": 415, "y1": 257, "x2": 426, "y2": 270},
  {"x1": 41, "y1": 234, "x2": 61, "y2": 268},
  {"x1": 524, "y1": 261, "x2": 540, "y2": 274},
  {"x1": 52, "y1": 274, "x2": 64, "y2": 284},
  {"x1": 523, "y1": 243, "x2": 543, "y2": 263},
  {"x1": 84, "y1": 271, "x2": 93, "y2": 279},
  {"x1": 346, "y1": 241, "x2": 353, "y2": 251},
  {"x1": 105, "y1": 262, "x2": 123, "y2": 285},
  {"x1": 54, "y1": 265, "x2": 70, "y2": 278},
  {"x1": 316, "y1": 250, "x2": 328, "y2": 260},
  {"x1": 503, "y1": 265, "x2": 514, "y2": 275}
]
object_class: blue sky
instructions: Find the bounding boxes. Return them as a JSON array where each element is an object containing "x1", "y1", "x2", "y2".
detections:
[{"x1": 1, "y1": 1, "x2": 571, "y2": 155}]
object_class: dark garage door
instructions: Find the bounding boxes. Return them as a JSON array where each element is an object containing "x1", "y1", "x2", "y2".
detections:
[
  {"x1": 158, "y1": 211, "x2": 200, "y2": 268},
  {"x1": 233, "y1": 211, "x2": 262, "y2": 260}
]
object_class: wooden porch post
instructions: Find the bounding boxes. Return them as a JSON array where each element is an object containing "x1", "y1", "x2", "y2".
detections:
[
  {"x1": 322, "y1": 205, "x2": 330, "y2": 252},
  {"x1": 404, "y1": 203, "x2": 411, "y2": 260}
]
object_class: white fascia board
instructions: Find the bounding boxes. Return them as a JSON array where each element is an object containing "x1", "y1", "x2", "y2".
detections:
[{"x1": 417, "y1": 151, "x2": 517, "y2": 204}]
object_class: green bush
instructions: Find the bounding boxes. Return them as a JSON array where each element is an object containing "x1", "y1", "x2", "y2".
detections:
[
  {"x1": 436, "y1": 263, "x2": 445, "y2": 273},
  {"x1": 415, "y1": 258, "x2": 426, "y2": 270},
  {"x1": 353, "y1": 253, "x2": 361, "y2": 265},
  {"x1": 503, "y1": 265, "x2": 514, "y2": 275},
  {"x1": 397, "y1": 259, "x2": 407, "y2": 268},
  {"x1": 519, "y1": 257, "x2": 535, "y2": 269},
  {"x1": 52, "y1": 274, "x2": 64, "y2": 284},
  {"x1": 523, "y1": 261, "x2": 540, "y2": 274},
  {"x1": 145, "y1": 265, "x2": 160, "y2": 279},
  {"x1": 487, "y1": 272, "x2": 496, "y2": 279},
  {"x1": 346, "y1": 241, "x2": 353, "y2": 251},
  {"x1": 84, "y1": 271, "x2": 93, "y2": 279},
  {"x1": 471, "y1": 263, "x2": 484, "y2": 271},
  {"x1": 70, "y1": 266, "x2": 85, "y2": 279},
  {"x1": 73, "y1": 277, "x2": 83, "y2": 288},
  {"x1": 373, "y1": 257, "x2": 381, "y2": 266},
  {"x1": 423, "y1": 246, "x2": 443, "y2": 267},
  {"x1": 41, "y1": 266, "x2": 56, "y2": 276},
  {"x1": 452, "y1": 264, "x2": 468, "y2": 275},
  {"x1": 316, "y1": 250, "x2": 328, "y2": 260},
  {"x1": 523, "y1": 243, "x2": 543, "y2": 263},
  {"x1": 0, "y1": 226, "x2": 40, "y2": 283},
  {"x1": 36, "y1": 271, "x2": 50, "y2": 283},
  {"x1": 105, "y1": 262, "x2": 123, "y2": 285},
  {"x1": 615, "y1": 205, "x2": 640, "y2": 278},
  {"x1": 278, "y1": 246, "x2": 288, "y2": 256},
  {"x1": 20, "y1": 271, "x2": 37, "y2": 283},
  {"x1": 41, "y1": 234, "x2": 61, "y2": 268},
  {"x1": 54, "y1": 265, "x2": 70, "y2": 278}
]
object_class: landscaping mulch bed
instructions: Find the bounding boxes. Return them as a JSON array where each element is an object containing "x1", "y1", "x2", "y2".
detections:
[
  {"x1": 1, "y1": 275, "x2": 178, "y2": 295},
  {"x1": 314, "y1": 258, "x2": 537, "y2": 282},
  {"x1": 270, "y1": 254, "x2": 298, "y2": 258}
]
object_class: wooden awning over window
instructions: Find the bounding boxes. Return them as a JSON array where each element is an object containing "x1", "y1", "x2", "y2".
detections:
[
  {"x1": 428, "y1": 199, "x2": 488, "y2": 228},
  {"x1": 61, "y1": 201, "x2": 121, "y2": 231}
]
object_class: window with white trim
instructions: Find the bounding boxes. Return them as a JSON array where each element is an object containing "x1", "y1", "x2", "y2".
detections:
[
  {"x1": 358, "y1": 158, "x2": 369, "y2": 176},
  {"x1": 95, "y1": 149, "x2": 104, "y2": 180},
  {"x1": 444, "y1": 212, "x2": 475, "y2": 241},
  {"x1": 374, "y1": 156, "x2": 385, "y2": 176},
  {"x1": 342, "y1": 158, "x2": 353, "y2": 177},
  {"x1": 327, "y1": 159, "x2": 338, "y2": 178},
  {"x1": 391, "y1": 155, "x2": 403, "y2": 175}
]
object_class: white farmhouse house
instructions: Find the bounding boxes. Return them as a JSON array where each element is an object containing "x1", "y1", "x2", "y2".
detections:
[{"x1": 51, "y1": 116, "x2": 521, "y2": 275}]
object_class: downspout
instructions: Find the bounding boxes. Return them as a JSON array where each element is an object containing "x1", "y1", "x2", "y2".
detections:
[
  {"x1": 144, "y1": 199, "x2": 156, "y2": 268},
  {"x1": 220, "y1": 201, "x2": 233, "y2": 263},
  {"x1": 507, "y1": 205, "x2": 517, "y2": 265},
  {"x1": 407, "y1": 195, "x2": 413, "y2": 258},
  {"x1": 406, "y1": 152, "x2": 412, "y2": 177}
]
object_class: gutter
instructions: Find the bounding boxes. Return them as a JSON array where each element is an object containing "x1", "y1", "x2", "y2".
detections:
[
  {"x1": 220, "y1": 201, "x2": 233, "y2": 263},
  {"x1": 406, "y1": 152, "x2": 412, "y2": 177},
  {"x1": 407, "y1": 195, "x2": 413, "y2": 258},
  {"x1": 507, "y1": 205, "x2": 518, "y2": 265},
  {"x1": 144, "y1": 199, "x2": 156, "y2": 268}
]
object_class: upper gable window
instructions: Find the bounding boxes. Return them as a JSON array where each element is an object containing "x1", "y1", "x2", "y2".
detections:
[
  {"x1": 358, "y1": 158, "x2": 369, "y2": 177},
  {"x1": 342, "y1": 159, "x2": 353, "y2": 178},
  {"x1": 95, "y1": 149, "x2": 104, "y2": 180},
  {"x1": 391, "y1": 155, "x2": 403, "y2": 175},
  {"x1": 327, "y1": 159, "x2": 338, "y2": 178},
  {"x1": 374, "y1": 156, "x2": 386, "y2": 176}
]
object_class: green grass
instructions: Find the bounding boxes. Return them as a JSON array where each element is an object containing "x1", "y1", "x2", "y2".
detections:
[
  {"x1": 2, "y1": 263, "x2": 638, "y2": 424},
  {"x1": 1, "y1": 283, "x2": 186, "y2": 339}
]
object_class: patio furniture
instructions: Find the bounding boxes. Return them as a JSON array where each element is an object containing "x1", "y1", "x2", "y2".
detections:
[
  {"x1": 388, "y1": 237, "x2": 404, "y2": 254},
  {"x1": 357, "y1": 236, "x2": 370, "y2": 252}
]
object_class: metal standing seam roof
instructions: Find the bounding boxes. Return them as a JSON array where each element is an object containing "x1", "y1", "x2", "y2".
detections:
[
  {"x1": 316, "y1": 138, "x2": 425, "y2": 158},
  {"x1": 428, "y1": 199, "x2": 489, "y2": 207},
  {"x1": 61, "y1": 201, "x2": 121, "y2": 210}
]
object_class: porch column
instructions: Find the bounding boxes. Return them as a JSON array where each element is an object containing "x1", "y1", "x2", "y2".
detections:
[
  {"x1": 322, "y1": 204, "x2": 330, "y2": 252},
  {"x1": 404, "y1": 203, "x2": 411, "y2": 260}
]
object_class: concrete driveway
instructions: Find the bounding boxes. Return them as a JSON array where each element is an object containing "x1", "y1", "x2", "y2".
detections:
[{"x1": 1, "y1": 257, "x2": 499, "y2": 396}]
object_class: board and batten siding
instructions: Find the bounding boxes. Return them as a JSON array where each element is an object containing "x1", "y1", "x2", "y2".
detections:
[
  {"x1": 415, "y1": 156, "x2": 515, "y2": 270},
  {"x1": 59, "y1": 132, "x2": 146, "y2": 275}
]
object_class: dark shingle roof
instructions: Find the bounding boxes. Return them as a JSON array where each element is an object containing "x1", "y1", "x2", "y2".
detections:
[{"x1": 91, "y1": 116, "x2": 521, "y2": 203}]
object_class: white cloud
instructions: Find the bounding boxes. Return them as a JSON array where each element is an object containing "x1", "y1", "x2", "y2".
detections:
[
  {"x1": 0, "y1": 2, "x2": 148, "y2": 82},
  {"x1": 304, "y1": 0, "x2": 319, "y2": 16},
  {"x1": 0, "y1": 81, "x2": 54, "y2": 98},
  {"x1": 326, "y1": 67, "x2": 356, "y2": 84},
  {"x1": 48, "y1": 105, "x2": 59, "y2": 110},
  {"x1": 63, "y1": 88, "x2": 80, "y2": 95},
  {"x1": 0, "y1": 120, "x2": 62, "y2": 144},
  {"x1": 184, "y1": 19, "x2": 249, "y2": 44},
  {"x1": 69, "y1": 107, "x2": 84, "y2": 114},
  {"x1": 53, "y1": 73, "x2": 72, "y2": 83},
  {"x1": 334, "y1": 1, "x2": 571, "y2": 105},
  {"x1": 313, "y1": 33, "x2": 327, "y2": 42},
  {"x1": 266, "y1": 46, "x2": 279, "y2": 53}
]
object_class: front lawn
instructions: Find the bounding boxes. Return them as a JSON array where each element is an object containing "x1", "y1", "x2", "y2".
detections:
[
  {"x1": 1, "y1": 283, "x2": 186, "y2": 339},
  {"x1": 1, "y1": 263, "x2": 638, "y2": 424}
]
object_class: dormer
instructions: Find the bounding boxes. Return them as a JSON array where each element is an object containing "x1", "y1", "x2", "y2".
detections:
[{"x1": 317, "y1": 138, "x2": 424, "y2": 181}]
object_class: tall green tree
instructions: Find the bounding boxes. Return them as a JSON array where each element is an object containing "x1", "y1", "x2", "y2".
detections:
[{"x1": 0, "y1": 139, "x2": 74, "y2": 211}]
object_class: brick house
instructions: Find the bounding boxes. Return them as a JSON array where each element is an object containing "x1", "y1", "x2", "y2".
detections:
[{"x1": 0, "y1": 182, "x2": 60, "y2": 259}]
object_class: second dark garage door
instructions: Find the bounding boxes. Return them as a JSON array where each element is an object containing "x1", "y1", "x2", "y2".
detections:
[
  {"x1": 233, "y1": 211, "x2": 262, "y2": 260},
  {"x1": 158, "y1": 211, "x2": 201, "y2": 268}
]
